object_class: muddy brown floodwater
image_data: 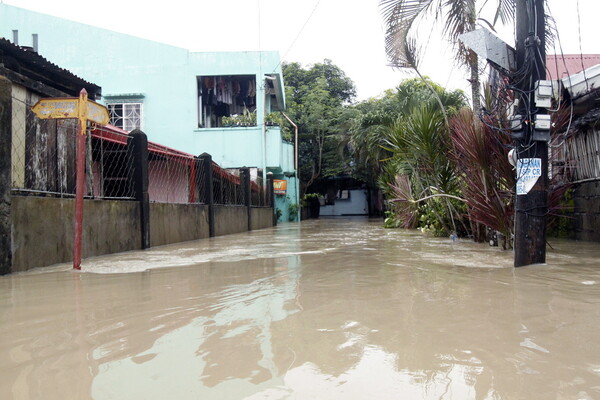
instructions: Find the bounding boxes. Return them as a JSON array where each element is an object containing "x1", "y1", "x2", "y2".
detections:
[{"x1": 1, "y1": 218, "x2": 600, "y2": 399}]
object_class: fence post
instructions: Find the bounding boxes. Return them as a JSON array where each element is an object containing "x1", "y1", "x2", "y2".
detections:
[
  {"x1": 128, "y1": 129, "x2": 150, "y2": 249},
  {"x1": 240, "y1": 167, "x2": 252, "y2": 231},
  {"x1": 199, "y1": 153, "x2": 215, "y2": 237},
  {"x1": 266, "y1": 172, "x2": 276, "y2": 226},
  {"x1": 0, "y1": 77, "x2": 12, "y2": 275}
]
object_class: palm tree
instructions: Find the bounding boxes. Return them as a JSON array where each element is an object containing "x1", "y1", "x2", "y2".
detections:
[
  {"x1": 380, "y1": 0, "x2": 515, "y2": 118},
  {"x1": 351, "y1": 78, "x2": 468, "y2": 235}
]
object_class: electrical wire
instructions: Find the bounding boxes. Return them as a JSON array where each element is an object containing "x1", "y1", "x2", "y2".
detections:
[
  {"x1": 576, "y1": 0, "x2": 590, "y2": 92},
  {"x1": 272, "y1": 0, "x2": 322, "y2": 73},
  {"x1": 544, "y1": 0, "x2": 576, "y2": 149}
]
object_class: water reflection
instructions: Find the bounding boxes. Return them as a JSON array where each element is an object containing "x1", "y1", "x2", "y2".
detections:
[{"x1": 1, "y1": 218, "x2": 599, "y2": 399}]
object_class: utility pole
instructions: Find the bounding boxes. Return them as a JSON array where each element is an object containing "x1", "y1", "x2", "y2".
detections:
[{"x1": 513, "y1": 0, "x2": 548, "y2": 267}]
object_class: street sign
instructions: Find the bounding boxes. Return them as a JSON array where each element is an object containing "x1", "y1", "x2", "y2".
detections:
[
  {"x1": 86, "y1": 101, "x2": 110, "y2": 125},
  {"x1": 32, "y1": 96, "x2": 109, "y2": 125},
  {"x1": 32, "y1": 98, "x2": 78, "y2": 119},
  {"x1": 30, "y1": 89, "x2": 109, "y2": 270}
]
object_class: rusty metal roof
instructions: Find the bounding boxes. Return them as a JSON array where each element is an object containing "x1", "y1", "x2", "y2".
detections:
[
  {"x1": 0, "y1": 37, "x2": 101, "y2": 99},
  {"x1": 546, "y1": 54, "x2": 600, "y2": 80}
]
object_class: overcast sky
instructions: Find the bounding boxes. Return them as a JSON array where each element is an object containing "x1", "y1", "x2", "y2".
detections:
[{"x1": 3, "y1": 0, "x2": 599, "y2": 101}]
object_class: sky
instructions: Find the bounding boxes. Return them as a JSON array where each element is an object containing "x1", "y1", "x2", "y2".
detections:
[{"x1": 3, "y1": 0, "x2": 600, "y2": 102}]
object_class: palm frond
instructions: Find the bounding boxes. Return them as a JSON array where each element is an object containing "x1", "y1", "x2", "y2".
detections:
[{"x1": 380, "y1": 0, "x2": 436, "y2": 68}]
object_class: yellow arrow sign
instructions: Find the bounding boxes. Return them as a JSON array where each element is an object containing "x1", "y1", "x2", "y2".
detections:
[{"x1": 32, "y1": 95, "x2": 109, "y2": 125}]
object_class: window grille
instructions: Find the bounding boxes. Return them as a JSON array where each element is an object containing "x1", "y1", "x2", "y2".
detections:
[{"x1": 108, "y1": 103, "x2": 143, "y2": 132}]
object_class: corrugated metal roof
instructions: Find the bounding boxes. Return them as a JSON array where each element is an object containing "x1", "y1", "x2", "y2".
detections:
[
  {"x1": 0, "y1": 37, "x2": 101, "y2": 98},
  {"x1": 546, "y1": 54, "x2": 600, "y2": 80}
]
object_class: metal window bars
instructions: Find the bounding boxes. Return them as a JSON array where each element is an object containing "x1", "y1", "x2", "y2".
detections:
[{"x1": 11, "y1": 94, "x2": 79, "y2": 197}]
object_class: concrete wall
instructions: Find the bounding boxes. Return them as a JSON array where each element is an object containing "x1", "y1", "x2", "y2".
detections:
[
  {"x1": 251, "y1": 208, "x2": 274, "y2": 230},
  {"x1": 214, "y1": 205, "x2": 248, "y2": 237},
  {"x1": 10, "y1": 197, "x2": 274, "y2": 272},
  {"x1": 11, "y1": 196, "x2": 141, "y2": 272},
  {"x1": 573, "y1": 180, "x2": 600, "y2": 242},
  {"x1": 150, "y1": 203, "x2": 209, "y2": 247}
]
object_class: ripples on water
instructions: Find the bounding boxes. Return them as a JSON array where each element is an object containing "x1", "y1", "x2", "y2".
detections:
[{"x1": 1, "y1": 218, "x2": 599, "y2": 399}]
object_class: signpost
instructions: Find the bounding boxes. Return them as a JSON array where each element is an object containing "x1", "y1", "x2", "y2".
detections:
[{"x1": 32, "y1": 89, "x2": 109, "y2": 270}]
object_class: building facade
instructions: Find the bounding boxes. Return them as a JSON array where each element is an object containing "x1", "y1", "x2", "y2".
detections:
[{"x1": 0, "y1": 4, "x2": 299, "y2": 221}]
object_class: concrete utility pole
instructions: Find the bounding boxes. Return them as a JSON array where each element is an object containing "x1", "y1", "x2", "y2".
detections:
[{"x1": 513, "y1": 0, "x2": 548, "y2": 267}]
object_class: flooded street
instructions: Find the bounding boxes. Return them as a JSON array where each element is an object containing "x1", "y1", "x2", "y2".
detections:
[{"x1": 2, "y1": 218, "x2": 600, "y2": 399}]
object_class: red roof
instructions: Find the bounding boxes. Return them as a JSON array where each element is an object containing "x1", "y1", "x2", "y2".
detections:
[{"x1": 546, "y1": 54, "x2": 600, "y2": 80}]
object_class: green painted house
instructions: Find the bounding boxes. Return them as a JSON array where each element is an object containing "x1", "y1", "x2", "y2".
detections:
[{"x1": 0, "y1": 4, "x2": 299, "y2": 221}]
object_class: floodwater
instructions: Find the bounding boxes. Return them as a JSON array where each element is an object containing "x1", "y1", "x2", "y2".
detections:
[{"x1": 1, "y1": 218, "x2": 600, "y2": 400}]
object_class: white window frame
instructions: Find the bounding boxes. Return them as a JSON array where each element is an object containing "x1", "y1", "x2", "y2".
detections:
[{"x1": 107, "y1": 101, "x2": 144, "y2": 132}]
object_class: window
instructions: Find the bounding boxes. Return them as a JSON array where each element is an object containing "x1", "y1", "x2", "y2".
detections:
[
  {"x1": 107, "y1": 102, "x2": 143, "y2": 132},
  {"x1": 197, "y1": 75, "x2": 256, "y2": 128}
]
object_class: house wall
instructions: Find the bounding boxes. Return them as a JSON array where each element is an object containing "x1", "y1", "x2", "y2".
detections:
[
  {"x1": 573, "y1": 180, "x2": 600, "y2": 242},
  {"x1": 0, "y1": 4, "x2": 299, "y2": 219},
  {"x1": 194, "y1": 127, "x2": 264, "y2": 169},
  {"x1": 274, "y1": 175, "x2": 300, "y2": 222},
  {"x1": 320, "y1": 190, "x2": 369, "y2": 216},
  {"x1": 0, "y1": 4, "x2": 283, "y2": 161}
]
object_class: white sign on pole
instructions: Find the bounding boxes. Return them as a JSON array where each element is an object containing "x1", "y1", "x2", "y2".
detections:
[{"x1": 516, "y1": 158, "x2": 542, "y2": 195}]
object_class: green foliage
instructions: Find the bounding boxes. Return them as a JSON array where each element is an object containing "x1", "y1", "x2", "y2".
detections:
[
  {"x1": 383, "y1": 211, "x2": 401, "y2": 229},
  {"x1": 221, "y1": 107, "x2": 256, "y2": 127},
  {"x1": 350, "y1": 77, "x2": 468, "y2": 235},
  {"x1": 275, "y1": 208, "x2": 283, "y2": 222},
  {"x1": 301, "y1": 193, "x2": 319, "y2": 207},
  {"x1": 282, "y1": 60, "x2": 357, "y2": 191},
  {"x1": 547, "y1": 188, "x2": 575, "y2": 239},
  {"x1": 288, "y1": 203, "x2": 299, "y2": 222}
]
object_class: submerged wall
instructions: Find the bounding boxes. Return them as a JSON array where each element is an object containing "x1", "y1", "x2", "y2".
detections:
[
  {"x1": 11, "y1": 197, "x2": 141, "y2": 272},
  {"x1": 214, "y1": 206, "x2": 248, "y2": 236},
  {"x1": 573, "y1": 180, "x2": 600, "y2": 242},
  {"x1": 10, "y1": 196, "x2": 274, "y2": 273}
]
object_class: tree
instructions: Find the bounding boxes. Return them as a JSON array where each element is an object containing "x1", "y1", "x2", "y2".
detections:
[
  {"x1": 282, "y1": 60, "x2": 357, "y2": 192},
  {"x1": 380, "y1": 0, "x2": 515, "y2": 117},
  {"x1": 350, "y1": 78, "x2": 468, "y2": 235}
]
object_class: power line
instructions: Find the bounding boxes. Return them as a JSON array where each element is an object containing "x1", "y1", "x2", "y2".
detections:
[
  {"x1": 576, "y1": 0, "x2": 590, "y2": 92},
  {"x1": 273, "y1": 0, "x2": 322, "y2": 72}
]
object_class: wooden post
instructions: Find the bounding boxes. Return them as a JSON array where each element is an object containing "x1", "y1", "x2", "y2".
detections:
[
  {"x1": 240, "y1": 167, "x2": 252, "y2": 231},
  {"x1": 514, "y1": 0, "x2": 548, "y2": 267},
  {"x1": 0, "y1": 77, "x2": 12, "y2": 275},
  {"x1": 128, "y1": 129, "x2": 150, "y2": 249},
  {"x1": 199, "y1": 153, "x2": 215, "y2": 237}
]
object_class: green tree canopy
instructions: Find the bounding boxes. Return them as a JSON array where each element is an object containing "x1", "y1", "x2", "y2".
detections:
[{"x1": 282, "y1": 60, "x2": 357, "y2": 191}]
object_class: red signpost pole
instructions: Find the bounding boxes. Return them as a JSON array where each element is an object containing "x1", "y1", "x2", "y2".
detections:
[
  {"x1": 73, "y1": 89, "x2": 88, "y2": 270},
  {"x1": 31, "y1": 88, "x2": 108, "y2": 270}
]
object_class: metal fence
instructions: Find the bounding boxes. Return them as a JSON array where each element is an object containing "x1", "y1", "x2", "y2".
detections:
[
  {"x1": 91, "y1": 126, "x2": 135, "y2": 199},
  {"x1": 10, "y1": 100, "x2": 269, "y2": 206},
  {"x1": 147, "y1": 144, "x2": 195, "y2": 204},
  {"x1": 252, "y1": 174, "x2": 267, "y2": 207},
  {"x1": 11, "y1": 93, "x2": 79, "y2": 197},
  {"x1": 213, "y1": 167, "x2": 243, "y2": 205}
]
